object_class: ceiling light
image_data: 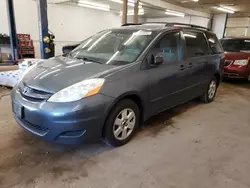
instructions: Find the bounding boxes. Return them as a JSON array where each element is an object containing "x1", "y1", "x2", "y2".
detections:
[
  {"x1": 78, "y1": 1, "x2": 110, "y2": 11},
  {"x1": 193, "y1": 0, "x2": 199, "y2": 2},
  {"x1": 165, "y1": 10, "x2": 185, "y2": 17},
  {"x1": 128, "y1": 2, "x2": 142, "y2": 8},
  {"x1": 216, "y1": 6, "x2": 235, "y2": 14},
  {"x1": 110, "y1": 0, "x2": 123, "y2": 4},
  {"x1": 110, "y1": 0, "x2": 142, "y2": 8},
  {"x1": 221, "y1": 5, "x2": 235, "y2": 11},
  {"x1": 119, "y1": 8, "x2": 144, "y2": 16},
  {"x1": 78, "y1": 3, "x2": 110, "y2": 11},
  {"x1": 128, "y1": 0, "x2": 143, "y2": 5}
]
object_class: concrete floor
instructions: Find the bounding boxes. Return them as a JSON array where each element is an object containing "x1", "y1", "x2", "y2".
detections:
[{"x1": 0, "y1": 81, "x2": 250, "y2": 188}]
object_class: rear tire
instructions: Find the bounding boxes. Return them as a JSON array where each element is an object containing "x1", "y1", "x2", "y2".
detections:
[
  {"x1": 200, "y1": 76, "x2": 218, "y2": 103},
  {"x1": 103, "y1": 99, "x2": 140, "y2": 147}
]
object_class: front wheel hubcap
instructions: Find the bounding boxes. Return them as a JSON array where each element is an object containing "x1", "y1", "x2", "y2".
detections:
[
  {"x1": 113, "y1": 108, "x2": 136, "y2": 140},
  {"x1": 208, "y1": 80, "x2": 217, "y2": 99}
]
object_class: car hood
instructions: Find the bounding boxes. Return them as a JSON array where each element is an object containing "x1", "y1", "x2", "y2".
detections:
[
  {"x1": 225, "y1": 51, "x2": 250, "y2": 60},
  {"x1": 22, "y1": 56, "x2": 120, "y2": 93}
]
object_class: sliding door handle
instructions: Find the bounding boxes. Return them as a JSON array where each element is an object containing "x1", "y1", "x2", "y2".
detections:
[
  {"x1": 180, "y1": 65, "x2": 185, "y2": 70},
  {"x1": 188, "y1": 63, "x2": 193, "y2": 68}
]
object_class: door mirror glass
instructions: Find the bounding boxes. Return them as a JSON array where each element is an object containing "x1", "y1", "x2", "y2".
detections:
[{"x1": 154, "y1": 53, "x2": 164, "y2": 65}]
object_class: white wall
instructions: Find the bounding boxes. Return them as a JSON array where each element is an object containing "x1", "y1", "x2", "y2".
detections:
[
  {"x1": 224, "y1": 17, "x2": 250, "y2": 37},
  {"x1": 146, "y1": 16, "x2": 210, "y2": 28},
  {"x1": 142, "y1": 0, "x2": 210, "y2": 18},
  {"x1": 0, "y1": 0, "x2": 121, "y2": 57},
  {"x1": 212, "y1": 14, "x2": 227, "y2": 39},
  {"x1": 127, "y1": 16, "x2": 145, "y2": 23},
  {"x1": 0, "y1": 1, "x2": 9, "y2": 34}
]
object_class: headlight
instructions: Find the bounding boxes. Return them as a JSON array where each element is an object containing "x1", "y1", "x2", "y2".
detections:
[
  {"x1": 48, "y1": 78, "x2": 105, "y2": 103},
  {"x1": 233, "y1": 59, "x2": 248, "y2": 66}
]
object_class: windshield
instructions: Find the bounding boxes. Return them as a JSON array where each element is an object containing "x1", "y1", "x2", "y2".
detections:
[
  {"x1": 221, "y1": 39, "x2": 250, "y2": 52},
  {"x1": 68, "y1": 30, "x2": 155, "y2": 65}
]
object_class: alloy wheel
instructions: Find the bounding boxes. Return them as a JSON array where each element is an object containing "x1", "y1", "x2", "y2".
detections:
[
  {"x1": 113, "y1": 108, "x2": 136, "y2": 141},
  {"x1": 208, "y1": 80, "x2": 217, "y2": 100}
]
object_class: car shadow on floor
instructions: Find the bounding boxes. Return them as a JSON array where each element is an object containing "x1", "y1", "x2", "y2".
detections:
[
  {"x1": 223, "y1": 78, "x2": 250, "y2": 89},
  {"x1": 0, "y1": 130, "x2": 111, "y2": 187},
  {"x1": 141, "y1": 99, "x2": 200, "y2": 137}
]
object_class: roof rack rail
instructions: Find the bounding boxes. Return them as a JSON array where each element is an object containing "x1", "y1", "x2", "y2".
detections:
[
  {"x1": 166, "y1": 22, "x2": 211, "y2": 31},
  {"x1": 121, "y1": 23, "x2": 142, "y2": 26},
  {"x1": 143, "y1": 22, "x2": 211, "y2": 31},
  {"x1": 121, "y1": 22, "x2": 211, "y2": 31}
]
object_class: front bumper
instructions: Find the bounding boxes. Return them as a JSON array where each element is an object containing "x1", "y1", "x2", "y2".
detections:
[
  {"x1": 223, "y1": 66, "x2": 250, "y2": 79},
  {"x1": 11, "y1": 88, "x2": 114, "y2": 144}
]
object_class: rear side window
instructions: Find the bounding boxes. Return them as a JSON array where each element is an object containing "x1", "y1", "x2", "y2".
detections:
[
  {"x1": 183, "y1": 31, "x2": 209, "y2": 58},
  {"x1": 206, "y1": 33, "x2": 223, "y2": 54}
]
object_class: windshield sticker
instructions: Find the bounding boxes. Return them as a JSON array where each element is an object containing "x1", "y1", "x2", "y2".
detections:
[{"x1": 133, "y1": 30, "x2": 152, "y2": 36}]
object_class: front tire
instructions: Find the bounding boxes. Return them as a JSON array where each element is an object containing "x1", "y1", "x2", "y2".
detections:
[
  {"x1": 103, "y1": 99, "x2": 140, "y2": 147},
  {"x1": 200, "y1": 77, "x2": 218, "y2": 103}
]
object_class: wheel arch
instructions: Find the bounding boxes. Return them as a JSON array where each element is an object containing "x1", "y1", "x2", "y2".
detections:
[
  {"x1": 214, "y1": 72, "x2": 221, "y2": 86},
  {"x1": 102, "y1": 92, "x2": 145, "y2": 137}
]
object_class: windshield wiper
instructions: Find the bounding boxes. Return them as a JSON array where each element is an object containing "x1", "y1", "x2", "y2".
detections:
[{"x1": 76, "y1": 56, "x2": 103, "y2": 64}]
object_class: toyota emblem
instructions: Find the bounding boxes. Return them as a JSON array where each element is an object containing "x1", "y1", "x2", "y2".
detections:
[{"x1": 22, "y1": 86, "x2": 32, "y2": 94}]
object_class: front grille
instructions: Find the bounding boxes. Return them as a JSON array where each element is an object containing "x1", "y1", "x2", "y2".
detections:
[
  {"x1": 17, "y1": 117, "x2": 49, "y2": 136},
  {"x1": 19, "y1": 83, "x2": 52, "y2": 101},
  {"x1": 224, "y1": 60, "x2": 233, "y2": 67}
]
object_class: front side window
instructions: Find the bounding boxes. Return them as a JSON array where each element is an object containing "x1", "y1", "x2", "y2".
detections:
[
  {"x1": 68, "y1": 30, "x2": 155, "y2": 65},
  {"x1": 221, "y1": 39, "x2": 250, "y2": 52},
  {"x1": 184, "y1": 31, "x2": 209, "y2": 58},
  {"x1": 154, "y1": 32, "x2": 181, "y2": 63}
]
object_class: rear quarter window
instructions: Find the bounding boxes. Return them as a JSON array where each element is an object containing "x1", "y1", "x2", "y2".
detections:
[
  {"x1": 183, "y1": 31, "x2": 209, "y2": 58},
  {"x1": 206, "y1": 33, "x2": 224, "y2": 54}
]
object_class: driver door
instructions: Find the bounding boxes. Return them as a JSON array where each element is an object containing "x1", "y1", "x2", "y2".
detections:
[{"x1": 147, "y1": 31, "x2": 191, "y2": 115}]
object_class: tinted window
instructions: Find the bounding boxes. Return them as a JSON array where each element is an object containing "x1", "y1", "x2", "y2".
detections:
[
  {"x1": 154, "y1": 32, "x2": 181, "y2": 63},
  {"x1": 184, "y1": 31, "x2": 209, "y2": 58},
  {"x1": 221, "y1": 39, "x2": 250, "y2": 52},
  {"x1": 206, "y1": 33, "x2": 223, "y2": 54}
]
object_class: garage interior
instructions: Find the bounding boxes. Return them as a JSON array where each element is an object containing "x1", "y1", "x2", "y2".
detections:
[{"x1": 0, "y1": 0, "x2": 250, "y2": 188}]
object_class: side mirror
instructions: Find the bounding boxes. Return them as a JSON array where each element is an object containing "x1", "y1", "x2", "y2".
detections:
[
  {"x1": 62, "y1": 52, "x2": 69, "y2": 57},
  {"x1": 154, "y1": 53, "x2": 164, "y2": 65}
]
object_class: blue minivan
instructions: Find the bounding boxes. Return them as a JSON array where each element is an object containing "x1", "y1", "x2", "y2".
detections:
[{"x1": 12, "y1": 23, "x2": 224, "y2": 146}]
